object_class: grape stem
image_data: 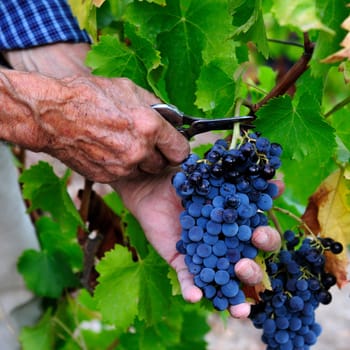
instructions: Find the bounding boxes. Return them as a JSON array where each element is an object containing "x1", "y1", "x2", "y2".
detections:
[
  {"x1": 273, "y1": 206, "x2": 316, "y2": 238},
  {"x1": 229, "y1": 98, "x2": 245, "y2": 149},
  {"x1": 252, "y1": 32, "x2": 314, "y2": 112},
  {"x1": 268, "y1": 208, "x2": 284, "y2": 236}
]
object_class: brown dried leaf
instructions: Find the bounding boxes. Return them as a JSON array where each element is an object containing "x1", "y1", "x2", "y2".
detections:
[
  {"x1": 324, "y1": 251, "x2": 349, "y2": 288},
  {"x1": 303, "y1": 168, "x2": 350, "y2": 287},
  {"x1": 322, "y1": 15, "x2": 350, "y2": 63},
  {"x1": 93, "y1": 0, "x2": 105, "y2": 7}
]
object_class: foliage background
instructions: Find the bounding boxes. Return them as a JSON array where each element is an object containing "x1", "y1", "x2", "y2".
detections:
[{"x1": 17, "y1": 0, "x2": 350, "y2": 349}]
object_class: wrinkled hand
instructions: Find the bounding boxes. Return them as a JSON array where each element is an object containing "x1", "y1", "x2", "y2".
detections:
[
  {"x1": 0, "y1": 69, "x2": 190, "y2": 183},
  {"x1": 2, "y1": 43, "x2": 190, "y2": 183},
  {"x1": 41, "y1": 76, "x2": 190, "y2": 182},
  {"x1": 112, "y1": 171, "x2": 283, "y2": 318}
]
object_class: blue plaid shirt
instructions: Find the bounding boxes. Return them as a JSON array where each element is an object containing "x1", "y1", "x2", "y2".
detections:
[{"x1": 0, "y1": 0, "x2": 91, "y2": 50}]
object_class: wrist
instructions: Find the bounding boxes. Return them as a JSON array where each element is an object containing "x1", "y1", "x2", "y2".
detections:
[{"x1": 2, "y1": 43, "x2": 91, "y2": 78}]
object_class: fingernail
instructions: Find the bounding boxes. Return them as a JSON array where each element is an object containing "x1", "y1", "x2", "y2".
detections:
[
  {"x1": 243, "y1": 264, "x2": 254, "y2": 279},
  {"x1": 255, "y1": 230, "x2": 268, "y2": 245}
]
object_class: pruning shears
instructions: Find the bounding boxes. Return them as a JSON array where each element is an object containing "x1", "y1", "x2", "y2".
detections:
[{"x1": 151, "y1": 103, "x2": 255, "y2": 139}]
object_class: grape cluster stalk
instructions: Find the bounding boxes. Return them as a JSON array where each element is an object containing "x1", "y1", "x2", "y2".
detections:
[{"x1": 172, "y1": 132, "x2": 282, "y2": 311}]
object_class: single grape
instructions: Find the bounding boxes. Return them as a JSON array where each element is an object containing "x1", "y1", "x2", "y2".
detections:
[
  {"x1": 199, "y1": 267, "x2": 215, "y2": 283},
  {"x1": 330, "y1": 241, "x2": 343, "y2": 254}
]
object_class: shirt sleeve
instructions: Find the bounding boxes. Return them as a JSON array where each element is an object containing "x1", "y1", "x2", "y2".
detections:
[{"x1": 0, "y1": 0, "x2": 91, "y2": 50}]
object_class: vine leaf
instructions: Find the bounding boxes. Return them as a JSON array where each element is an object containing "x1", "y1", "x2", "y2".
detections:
[
  {"x1": 19, "y1": 309, "x2": 54, "y2": 350},
  {"x1": 302, "y1": 167, "x2": 350, "y2": 287},
  {"x1": 195, "y1": 58, "x2": 237, "y2": 117},
  {"x1": 271, "y1": 0, "x2": 334, "y2": 34},
  {"x1": 255, "y1": 94, "x2": 336, "y2": 164},
  {"x1": 94, "y1": 245, "x2": 171, "y2": 329},
  {"x1": 18, "y1": 250, "x2": 79, "y2": 298},
  {"x1": 229, "y1": 0, "x2": 269, "y2": 58},
  {"x1": 86, "y1": 24, "x2": 162, "y2": 92},
  {"x1": 125, "y1": 0, "x2": 235, "y2": 115},
  {"x1": 19, "y1": 161, "x2": 83, "y2": 232}
]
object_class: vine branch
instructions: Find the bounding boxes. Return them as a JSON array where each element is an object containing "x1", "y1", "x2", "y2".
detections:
[
  {"x1": 252, "y1": 32, "x2": 315, "y2": 112},
  {"x1": 324, "y1": 95, "x2": 350, "y2": 118},
  {"x1": 77, "y1": 179, "x2": 93, "y2": 246}
]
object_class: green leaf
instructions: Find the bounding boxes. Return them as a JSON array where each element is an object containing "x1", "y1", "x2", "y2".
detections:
[
  {"x1": 167, "y1": 267, "x2": 181, "y2": 296},
  {"x1": 330, "y1": 104, "x2": 350, "y2": 152},
  {"x1": 36, "y1": 217, "x2": 83, "y2": 270},
  {"x1": 170, "y1": 307, "x2": 210, "y2": 350},
  {"x1": 17, "y1": 250, "x2": 79, "y2": 298},
  {"x1": 255, "y1": 94, "x2": 336, "y2": 163},
  {"x1": 125, "y1": 0, "x2": 234, "y2": 114},
  {"x1": 94, "y1": 245, "x2": 172, "y2": 329},
  {"x1": 137, "y1": 249, "x2": 172, "y2": 324},
  {"x1": 117, "y1": 301, "x2": 208, "y2": 350},
  {"x1": 103, "y1": 191, "x2": 126, "y2": 216},
  {"x1": 19, "y1": 162, "x2": 82, "y2": 232},
  {"x1": 19, "y1": 309, "x2": 54, "y2": 350},
  {"x1": 271, "y1": 0, "x2": 334, "y2": 34},
  {"x1": 195, "y1": 58, "x2": 237, "y2": 116},
  {"x1": 94, "y1": 245, "x2": 139, "y2": 329},
  {"x1": 294, "y1": 69, "x2": 324, "y2": 104},
  {"x1": 311, "y1": 0, "x2": 349, "y2": 76},
  {"x1": 124, "y1": 212, "x2": 149, "y2": 259},
  {"x1": 86, "y1": 23, "x2": 161, "y2": 90},
  {"x1": 282, "y1": 156, "x2": 336, "y2": 206},
  {"x1": 229, "y1": 0, "x2": 269, "y2": 57}
]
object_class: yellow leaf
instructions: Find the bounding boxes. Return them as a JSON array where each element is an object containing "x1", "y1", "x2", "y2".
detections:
[
  {"x1": 303, "y1": 167, "x2": 350, "y2": 287},
  {"x1": 255, "y1": 254, "x2": 272, "y2": 291},
  {"x1": 317, "y1": 168, "x2": 350, "y2": 252},
  {"x1": 68, "y1": 0, "x2": 97, "y2": 41}
]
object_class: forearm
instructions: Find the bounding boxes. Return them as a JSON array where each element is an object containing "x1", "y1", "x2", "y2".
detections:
[
  {"x1": 0, "y1": 69, "x2": 70, "y2": 150},
  {"x1": 2, "y1": 43, "x2": 91, "y2": 78}
]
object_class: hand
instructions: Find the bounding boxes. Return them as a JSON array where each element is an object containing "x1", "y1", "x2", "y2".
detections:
[
  {"x1": 41, "y1": 75, "x2": 190, "y2": 182},
  {"x1": 112, "y1": 172, "x2": 283, "y2": 318},
  {"x1": 2, "y1": 43, "x2": 190, "y2": 183},
  {"x1": 0, "y1": 69, "x2": 190, "y2": 183}
]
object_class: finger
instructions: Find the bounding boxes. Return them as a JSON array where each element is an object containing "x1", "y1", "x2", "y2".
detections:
[
  {"x1": 171, "y1": 254, "x2": 203, "y2": 303},
  {"x1": 155, "y1": 115, "x2": 190, "y2": 165},
  {"x1": 138, "y1": 150, "x2": 168, "y2": 174},
  {"x1": 229, "y1": 303, "x2": 251, "y2": 319},
  {"x1": 269, "y1": 179, "x2": 285, "y2": 198},
  {"x1": 235, "y1": 258, "x2": 263, "y2": 286},
  {"x1": 252, "y1": 226, "x2": 281, "y2": 252}
]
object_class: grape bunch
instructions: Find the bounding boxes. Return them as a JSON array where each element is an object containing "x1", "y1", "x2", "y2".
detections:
[
  {"x1": 250, "y1": 230, "x2": 343, "y2": 349},
  {"x1": 172, "y1": 133, "x2": 282, "y2": 311}
]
